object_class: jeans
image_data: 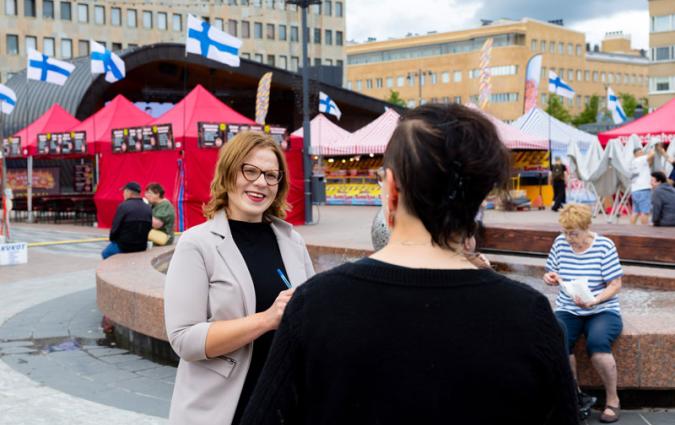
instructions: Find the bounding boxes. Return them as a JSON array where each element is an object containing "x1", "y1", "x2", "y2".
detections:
[
  {"x1": 101, "y1": 242, "x2": 122, "y2": 259},
  {"x1": 555, "y1": 310, "x2": 623, "y2": 355}
]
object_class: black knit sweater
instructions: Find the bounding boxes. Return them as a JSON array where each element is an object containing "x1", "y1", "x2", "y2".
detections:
[{"x1": 241, "y1": 259, "x2": 579, "y2": 425}]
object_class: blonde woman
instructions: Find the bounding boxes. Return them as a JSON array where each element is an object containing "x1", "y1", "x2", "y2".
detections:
[
  {"x1": 164, "y1": 132, "x2": 315, "y2": 425},
  {"x1": 544, "y1": 204, "x2": 624, "y2": 423}
]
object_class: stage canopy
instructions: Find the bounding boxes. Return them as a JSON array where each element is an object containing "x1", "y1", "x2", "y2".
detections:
[
  {"x1": 598, "y1": 98, "x2": 675, "y2": 145},
  {"x1": 291, "y1": 113, "x2": 351, "y2": 155},
  {"x1": 472, "y1": 107, "x2": 548, "y2": 150},
  {"x1": 69, "y1": 95, "x2": 153, "y2": 154},
  {"x1": 327, "y1": 108, "x2": 401, "y2": 155},
  {"x1": 13, "y1": 103, "x2": 80, "y2": 156}
]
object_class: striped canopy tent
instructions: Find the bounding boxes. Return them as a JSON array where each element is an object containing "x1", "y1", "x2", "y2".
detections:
[
  {"x1": 598, "y1": 97, "x2": 675, "y2": 146},
  {"x1": 291, "y1": 113, "x2": 351, "y2": 155},
  {"x1": 469, "y1": 106, "x2": 548, "y2": 150},
  {"x1": 329, "y1": 108, "x2": 401, "y2": 155},
  {"x1": 512, "y1": 108, "x2": 597, "y2": 152}
]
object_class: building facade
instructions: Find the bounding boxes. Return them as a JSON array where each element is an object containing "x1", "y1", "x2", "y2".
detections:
[
  {"x1": 649, "y1": 0, "x2": 675, "y2": 109},
  {"x1": 0, "y1": 0, "x2": 346, "y2": 83},
  {"x1": 346, "y1": 19, "x2": 649, "y2": 122}
]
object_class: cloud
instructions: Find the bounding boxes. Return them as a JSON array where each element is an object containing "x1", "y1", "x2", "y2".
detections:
[{"x1": 570, "y1": 10, "x2": 649, "y2": 50}]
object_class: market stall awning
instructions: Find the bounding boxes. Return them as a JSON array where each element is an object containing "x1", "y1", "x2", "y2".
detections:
[
  {"x1": 329, "y1": 108, "x2": 401, "y2": 155},
  {"x1": 512, "y1": 108, "x2": 597, "y2": 151},
  {"x1": 69, "y1": 95, "x2": 153, "y2": 153},
  {"x1": 471, "y1": 107, "x2": 548, "y2": 150},
  {"x1": 598, "y1": 98, "x2": 675, "y2": 145},
  {"x1": 13, "y1": 103, "x2": 80, "y2": 156},
  {"x1": 291, "y1": 113, "x2": 352, "y2": 155}
]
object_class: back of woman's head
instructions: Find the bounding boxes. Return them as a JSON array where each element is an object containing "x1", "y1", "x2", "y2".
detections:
[{"x1": 384, "y1": 104, "x2": 510, "y2": 248}]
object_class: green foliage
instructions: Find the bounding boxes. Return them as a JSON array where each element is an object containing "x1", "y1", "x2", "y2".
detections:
[
  {"x1": 618, "y1": 92, "x2": 638, "y2": 118},
  {"x1": 546, "y1": 95, "x2": 572, "y2": 123},
  {"x1": 385, "y1": 90, "x2": 406, "y2": 107},
  {"x1": 572, "y1": 95, "x2": 599, "y2": 126}
]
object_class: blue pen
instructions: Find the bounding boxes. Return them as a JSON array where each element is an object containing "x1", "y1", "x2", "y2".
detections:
[{"x1": 276, "y1": 268, "x2": 292, "y2": 289}]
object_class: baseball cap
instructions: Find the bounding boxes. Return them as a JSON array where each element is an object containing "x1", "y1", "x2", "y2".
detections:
[{"x1": 121, "y1": 181, "x2": 142, "y2": 193}]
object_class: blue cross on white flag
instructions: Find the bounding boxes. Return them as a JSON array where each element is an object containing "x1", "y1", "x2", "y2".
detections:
[
  {"x1": 548, "y1": 70, "x2": 575, "y2": 99},
  {"x1": 319, "y1": 91, "x2": 341, "y2": 120},
  {"x1": 0, "y1": 84, "x2": 17, "y2": 115},
  {"x1": 186, "y1": 14, "x2": 242, "y2": 67},
  {"x1": 607, "y1": 87, "x2": 627, "y2": 125},
  {"x1": 90, "y1": 40, "x2": 125, "y2": 83},
  {"x1": 26, "y1": 49, "x2": 75, "y2": 86}
]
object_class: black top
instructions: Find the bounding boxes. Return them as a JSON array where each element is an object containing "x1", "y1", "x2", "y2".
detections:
[
  {"x1": 242, "y1": 258, "x2": 578, "y2": 425},
  {"x1": 109, "y1": 197, "x2": 152, "y2": 252},
  {"x1": 229, "y1": 219, "x2": 288, "y2": 425},
  {"x1": 551, "y1": 163, "x2": 567, "y2": 181}
]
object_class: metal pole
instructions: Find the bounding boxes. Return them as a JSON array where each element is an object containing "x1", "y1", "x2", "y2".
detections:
[
  {"x1": 301, "y1": 2, "x2": 313, "y2": 224},
  {"x1": 27, "y1": 156, "x2": 33, "y2": 222},
  {"x1": 418, "y1": 69, "x2": 422, "y2": 106},
  {"x1": 0, "y1": 103, "x2": 8, "y2": 240}
]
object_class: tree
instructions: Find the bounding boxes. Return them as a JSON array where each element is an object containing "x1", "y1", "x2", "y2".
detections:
[
  {"x1": 546, "y1": 95, "x2": 572, "y2": 123},
  {"x1": 619, "y1": 92, "x2": 638, "y2": 118},
  {"x1": 385, "y1": 90, "x2": 406, "y2": 108},
  {"x1": 572, "y1": 95, "x2": 599, "y2": 126}
]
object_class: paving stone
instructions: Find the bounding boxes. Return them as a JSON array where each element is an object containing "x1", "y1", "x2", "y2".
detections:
[
  {"x1": 113, "y1": 376, "x2": 174, "y2": 401},
  {"x1": 640, "y1": 411, "x2": 675, "y2": 425},
  {"x1": 87, "y1": 368, "x2": 141, "y2": 384},
  {"x1": 115, "y1": 358, "x2": 160, "y2": 373},
  {"x1": 99, "y1": 353, "x2": 143, "y2": 364},
  {"x1": 135, "y1": 365, "x2": 177, "y2": 380},
  {"x1": 99, "y1": 388, "x2": 171, "y2": 418}
]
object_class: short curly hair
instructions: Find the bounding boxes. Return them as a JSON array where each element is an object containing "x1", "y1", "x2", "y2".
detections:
[{"x1": 558, "y1": 204, "x2": 592, "y2": 230}]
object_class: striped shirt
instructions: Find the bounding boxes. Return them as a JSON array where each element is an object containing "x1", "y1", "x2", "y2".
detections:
[{"x1": 545, "y1": 233, "x2": 623, "y2": 316}]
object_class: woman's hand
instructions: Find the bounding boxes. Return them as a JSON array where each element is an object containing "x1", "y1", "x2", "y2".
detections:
[
  {"x1": 544, "y1": 272, "x2": 561, "y2": 286},
  {"x1": 262, "y1": 288, "x2": 296, "y2": 331},
  {"x1": 574, "y1": 296, "x2": 597, "y2": 309}
]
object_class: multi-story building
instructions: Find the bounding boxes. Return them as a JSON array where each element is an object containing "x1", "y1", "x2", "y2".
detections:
[
  {"x1": 346, "y1": 18, "x2": 649, "y2": 122},
  {"x1": 0, "y1": 0, "x2": 346, "y2": 82},
  {"x1": 649, "y1": 0, "x2": 675, "y2": 109}
]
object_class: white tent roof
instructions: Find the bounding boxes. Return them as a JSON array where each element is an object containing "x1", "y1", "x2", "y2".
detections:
[
  {"x1": 330, "y1": 108, "x2": 401, "y2": 155},
  {"x1": 291, "y1": 113, "x2": 351, "y2": 155},
  {"x1": 512, "y1": 108, "x2": 597, "y2": 151}
]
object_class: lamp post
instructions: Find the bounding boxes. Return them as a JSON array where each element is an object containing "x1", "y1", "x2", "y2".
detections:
[
  {"x1": 287, "y1": 0, "x2": 320, "y2": 225},
  {"x1": 408, "y1": 69, "x2": 432, "y2": 106}
]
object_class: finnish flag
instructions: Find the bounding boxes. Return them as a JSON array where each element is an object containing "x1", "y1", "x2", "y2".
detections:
[
  {"x1": 186, "y1": 14, "x2": 242, "y2": 67},
  {"x1": 90, "y1": 40, "x2": 125, "y2": 83},
  {"x1": 607, "y1": 87, "x2": 627, "y2": 125},
  {"x1": 548, "y1": 71, "x2": 575, "y2": 99},
  {"x1": 0, "y1": 84, "x2": 17, "y2": 115},
  {"x1": 26, "y1": 49, "x2": 75, "y2": 86},
  {"x1": 319, "y1": 91, "x2": 342, "y2": 120}
]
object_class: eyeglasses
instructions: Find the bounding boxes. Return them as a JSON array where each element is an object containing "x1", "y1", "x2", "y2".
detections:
[
  {"x1": 376, "y1": 167, "x2": 386, "y2": 187},
  {"x1": 241, "y1": 163, "x2": 283, "y2": 186}
]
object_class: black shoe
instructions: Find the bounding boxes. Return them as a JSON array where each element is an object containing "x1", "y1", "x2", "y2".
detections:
[{"x1": 578, "y1": 390, "x2": 597, "y2": 411}]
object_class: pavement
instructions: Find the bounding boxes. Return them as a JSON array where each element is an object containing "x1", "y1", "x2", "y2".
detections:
[{"x1": 0, "y1": 209, "x2": 672, "y2": 424}]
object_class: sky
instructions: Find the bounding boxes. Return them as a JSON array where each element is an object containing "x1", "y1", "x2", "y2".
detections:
[{"x1": 346, "y1": 0, "x2": 650, "y2": 51}]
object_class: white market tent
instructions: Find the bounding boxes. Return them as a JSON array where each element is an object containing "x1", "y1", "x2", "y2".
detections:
[
  {"x1": 291, "y1": 113, "x2": 351, "y2": 156},
  {"x1": 512, "y1": 108, "x2": 597, "y2": 154},
  {"x1": 328, "y1": 108, "x2": 401, "y2": 155}
]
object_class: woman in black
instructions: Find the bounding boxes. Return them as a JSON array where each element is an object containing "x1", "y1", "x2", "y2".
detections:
[{"x1": 242, "y1": 104, "x2": 578, "y2": 425}]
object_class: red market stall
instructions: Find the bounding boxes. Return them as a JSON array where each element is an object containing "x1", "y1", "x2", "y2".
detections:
[{"x1": 598, "y1": 98, "x2": 675, "y2": 146}]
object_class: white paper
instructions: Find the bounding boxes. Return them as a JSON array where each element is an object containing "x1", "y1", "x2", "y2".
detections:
[{"x1": 560, "y1": 278, "x2": 596, "y2": 304}]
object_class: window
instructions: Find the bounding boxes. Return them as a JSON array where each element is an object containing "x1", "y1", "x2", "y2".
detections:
[
  {"x1": 77, "y1": 3, "x2": 87, "y2": 22},
  {"x1": 608, "y1": 73, "x2": 613, "y2": 83},
  {"x1": 173, "y1": 13, "x2": 182, "y2": 31},
  {"x1": 266, "y1": 23, "x2": 275, "y2": 40},
  {"x1": 651, "y1": 76, "x2": 673, "y2": 92},
  {"x1": 601, "y1": 72, "x2": 606, "y2": 82},
  {"x1": 567, "y1": 43, "x2": 573, "y2": 55},
  {"x1": 576, "y1": 44, "x2": 582, "y2": 56},
  {"x1": 24, "y1": 0, "x2": 35, "y2": 17},
  {"x1": 43, "y1": 37, "x2": 55, "y2": 56},
  {"x1": 531, "y1": 39, "x2": 537, "y2": 51},
  {"x1": 406, "y1": 100, "x2": 416, "y2": 108},
  {"x1": 94, "y1": 5, "x2": 104, "y2": 24},
  {"x1": 314, "y1": 28, "x2": 321, "y2": 44},
  {"x1": 584, "y1": 96, "x2": 590, "y2": 105},
  {"x1": 540, "y1": 40, "x2": 546, "y2": 51},
  {"x1": 25, "y1": 35, "x2": 36, "y2": 52},
  {"x1": 279, "y1": 24, "x2": 287, "y2": 41},
  {"x1": 549, "y1": 41, "x2": 555, "y2": 53},
  {"x1": 242, "y1": 21, "x2": 250, "y2": 38},
  {"x1": 335, "y1": 1, "x2": 343, "y2": 17},
  {"x1": 78, "y1": 39, "x2": 89, "y2": 55},
  {"x1": 265, "y1": 0, "x2": 274, "y2": 8},
  {"x1": 541, "y1": 93, "x2": 548, "y2": 104},
  {"x1": 290, "y1": 26, "x2": 298, "y2": 42},
  {"x1": 127, "y1": 9, "x2": 137, "y2": 28},
  {"x1": 158, "y1": 12, "x2": 167, "y2": 30},
  {"x1": 336, "y1": 30, "x2": 343, "y2": 46},
  {"x1": 654, "y1": 46, "x2": 673, "y2": 61},
  {"x1": 558, "y1": 42, "x2": 564, "y2": 54},
  {"x1": 5, "y1": 0, "x2": 16, "y2": 15},
  {"x1": 254, "y1": 22, "x2": 263, "y2": 39},
  {"x1": 111, "y1": 7, "x2": 121, "y2": 25},
  {"x1": 267, "y1": 55, "x2": 275, "y2": 66},
  {"x1": 325, "y1": 30, "x2": 332, "y2": 45},
  {"x1": 43, "y1": 0, "x2": 54, "y2": 18},
  {"x1": 212, "y1": 18, "x2": 223, "y2": 30},
  {"x1": 593, "y1": 71, "x2": 598, "y2": 81},
  {"x1": 386, "y1": 76, "x2": 393, "y2": 88},
  {"x1": 356, "y1": 80, "x2": 362, "y2": 90},
  {"x1": 576, "y1": 70, "x2": 582, "y2": 81},
  {"x1": 453, "y1": 71, "x2": 462, "y2": 82},
  {"x1": 567, "y1": 69, "x2": 573, "y2": 81},
  {"x1": 441, "y1": 71, "x2": 449, "y2": 83},
  {"x1": 624, "y1": 74, "x2": 629, "y2": 84},
  {"x1": 60, "y1": 1, "x2": 70, "y2": 20},
  {"x1": 652, "y1": 15, "x2": 673, "y2": 32},
  {"x1": 60, "y1": 38, "x2": 72, "y2": 58},
  {"x1": 112, "y1": 42, "x2": 122, "y2": 51},
  {"x1": 336, "y1": 59, "x2": 343, "y2": 68},
  {"x1": 310, "y1": 2, "x2": 320, "y2": 14},
  {"x1": 291, "y1": 56, "x2": 299, "y2": 71},
  {"x1": 313, "y1": 57, "x2": 321, "y2": 66},
  {"x1": 6, "y1": 34, "x2": 18, "y2": 54},
  {"x1": 430, "y1": 72, "x2": 437, "y2": 84},
  {"x1": 366, "y1": 79, "x2": 373, "y2": 89},
  {"x1": 376, "y1": 78, "x2": 383, "y2": 88},
  {"x1": 279, "y1": 55, "x2": 287, "y2": 69},
  {"x1": 254, "y1": 53, "x2": 263, "y2": 63},
  {"x1": 407, "y1": 74, "x2": 415, "y2": 86},
  {"x1": 346, "y1": 81, "x2": 352, "y2": 90},
  {"x1": 325, "y1": 0, "x2": 332, "y2": 15},
  {"x1": 585, "y1": 70, "x2": 590, "y2": 81},
  {"x1": 453, "y1": 96, "x2": 461, "y2": 104},
  {"x1": 253, "y1": 0, "x2": 262, "y2": 6},
  {"x1": 143, "y1": 11, "x2": 152, "y2": 28},
  {"x1": 228, "y1": 20, "x2": 238, "y2": 36}
]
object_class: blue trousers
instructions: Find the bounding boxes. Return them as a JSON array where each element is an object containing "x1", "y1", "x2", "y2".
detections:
[
  {"x1": 101, "y1": 242, "x2": 122, "y2": 259},
  {"x1": 555, "y1": 310, "x2": 623, "y2": 355}
]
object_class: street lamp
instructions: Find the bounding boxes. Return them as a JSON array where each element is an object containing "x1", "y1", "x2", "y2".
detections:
[
  {"x1": 287, "y1": 0, "x2": 321, "y2": 225},
  {"x1": 407, "y1": 69, "x2": 432, "y2": 106}
]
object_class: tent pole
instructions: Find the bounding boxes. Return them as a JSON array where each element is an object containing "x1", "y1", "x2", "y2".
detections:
[
  {"x1": 27, "y1": 156, "x2": 33, "y2": 223},
  {"x1": 1, "y1": 102, "x2": 8, "y2": 241}
]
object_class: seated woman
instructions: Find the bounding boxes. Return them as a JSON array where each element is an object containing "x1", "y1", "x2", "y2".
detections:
[
  {"x1": 242, "y1": 104, "x2": 578, "y2": 425},
  {"x1": 544, "y1": 204, "x2": 624, "y2": 423}
]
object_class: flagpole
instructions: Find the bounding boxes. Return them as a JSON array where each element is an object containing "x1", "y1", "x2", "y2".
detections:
[
  {"x1": 1, "y1": 100, "x2": 9, "y2": 241},
  {"x1": 298, "y1": 0, "x2": 315, "y2": 224}
]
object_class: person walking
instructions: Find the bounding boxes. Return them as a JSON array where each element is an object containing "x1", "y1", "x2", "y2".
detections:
[
  {"x1": 164, "y1": 132, "x2": 315, "y2": 425},
  {"x1": 241, "y1": 104, "x2": 578, "y2": 425},
  {"x1": 550, "y1": 156, "x2": 568, "y2": 212},
  {"x1": 101, "y1": 181, "x2": 152, "y2": 259}
]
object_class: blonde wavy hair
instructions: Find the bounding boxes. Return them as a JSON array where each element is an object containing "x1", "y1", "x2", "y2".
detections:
[
  {"x1": 559, "y1": 204, "x2": 593, "y2": 230},
  {"x1": 203, "y1": 131, "x2": 290, "y2": 220}
]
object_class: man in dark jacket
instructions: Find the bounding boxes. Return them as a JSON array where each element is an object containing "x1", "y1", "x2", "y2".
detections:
[
  {"x1": 651, "y1": 171, "x2": 675, "y2": 227},
  {"x1": 101, "y1": 181, "x2": 153, "y2": 259}
]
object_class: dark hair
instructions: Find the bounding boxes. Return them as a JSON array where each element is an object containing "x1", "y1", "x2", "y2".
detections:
[
  {"x1": 384, "y1": 104, "x2": 510, "y2": 248},
  {"x1": 146, "y1": 182, "x2": 165, "y2": 198},
  {"x1": 651, "y1": 171, "x2": 667, "y2": 184}
]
